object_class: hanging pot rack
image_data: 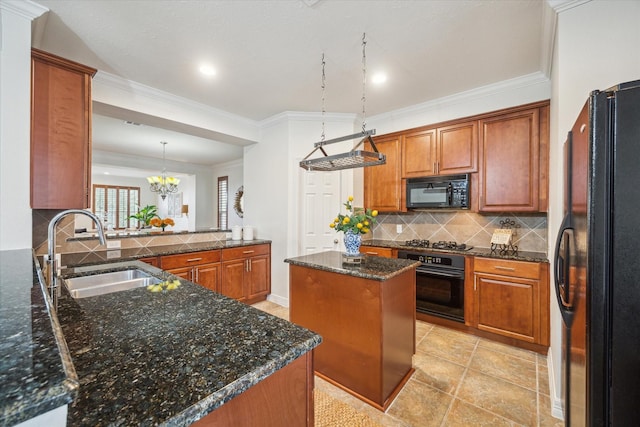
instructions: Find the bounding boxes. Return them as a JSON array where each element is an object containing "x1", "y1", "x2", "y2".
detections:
[{"x1": 299, "y1": 33, "x2": 386, "y2": 172}]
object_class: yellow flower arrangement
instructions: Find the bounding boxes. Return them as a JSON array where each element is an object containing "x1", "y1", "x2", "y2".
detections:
[
  {"x1": 149, "y1": 217, "x2": 175, "y2": 231},
  {"x1": 329, "y1": 196, "x2": 378, "y2": 235}
]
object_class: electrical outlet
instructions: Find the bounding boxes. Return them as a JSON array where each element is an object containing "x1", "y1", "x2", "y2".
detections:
[
  {"x1": 396, "y1": 224, "x2": 403, "y2": 234},
  {"x1": 106, "y1": 240, "x2": 121, "y2": 249}
]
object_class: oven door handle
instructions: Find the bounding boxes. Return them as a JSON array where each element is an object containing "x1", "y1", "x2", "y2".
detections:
[{"x1": 416, "y1": 268, "x2": 464, "y2": 279}]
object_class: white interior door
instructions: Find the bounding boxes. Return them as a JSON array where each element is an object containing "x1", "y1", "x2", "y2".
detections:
[{"x1": 300, "y1": 169, "x2": 342, "y2": 254}]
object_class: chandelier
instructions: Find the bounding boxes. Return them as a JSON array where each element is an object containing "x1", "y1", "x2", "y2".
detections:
[{"x1": 146, "y1": 141, "x2": 180, "y2": 200}]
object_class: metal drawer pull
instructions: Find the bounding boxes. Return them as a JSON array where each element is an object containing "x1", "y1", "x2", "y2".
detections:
[
  {"x1": 186, "y1": 257, "x2": 203, "y2": 262},
  {"x1": 366, "y1": 251, "x2": 378, "y2": 255},
  {"x1": 242, "y1": 250, "x2": 255, "y2": 254},
  {"x1": 494, "y1": 266, "x2": 516, "y2": 271}
]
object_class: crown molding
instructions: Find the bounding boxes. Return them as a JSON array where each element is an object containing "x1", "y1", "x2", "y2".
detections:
[
  {"x1": 258, "y1": 111, "x2": 357, "y2": 129},
  {"x1": 547, "y1": 0, "x2": 592, "y2": 13},
  {"x1": 93, "y1": 71, "x2": 258, "y2": 129},
  {"x1": 0, "y1": 0, "x2": 48, "y2": 20},
  {"x1": 369, "y1": 71, "x2": 551, "y2": 123},
  {"x1": 540, "y1": 0, "x2": 558, "y2": 78}
]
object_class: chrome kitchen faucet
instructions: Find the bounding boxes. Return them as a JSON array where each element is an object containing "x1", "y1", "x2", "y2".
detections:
[{"x1": 47, "y1": 209, "x2": 106, "y2": 303}]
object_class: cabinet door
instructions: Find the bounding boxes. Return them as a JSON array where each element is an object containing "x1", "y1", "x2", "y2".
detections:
[
  {"x1": 436, "y1": 121, "x2": 478, "y2": 174},
  {"x1": 167, "y1": 266, "x2": 193, "y2": 281},
  {"x1": 364, "y1": 136, "x2": 402, "y2": 212},
  {"x1": 474, "y1": 273, "x2": 539, "y2": 343},
  {"x1": 195, "y1": 263, "x2": 221, "y2": 293},
  {"x1": 220, "y1": 260, "x2": 247, "y2": 301},
  {"x1": 31, "y1": 49, "x2": 96, "y2": 209},
  {"x1": 247, "y1": 255, "x2": 270, "y2": 301},
  {"x1": 478, "y1": 108, "x2": 540, "y2": 211},
  {"x1": 402, "y1": 129, "x2": 436, "y2": 178}
]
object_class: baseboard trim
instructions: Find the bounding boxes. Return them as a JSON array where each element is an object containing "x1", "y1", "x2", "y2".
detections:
[
  {"x1": 547, "y1": 347, "x2": 565, "y2": 420},
  {"x1": 267, "y1": 293, "x2": 288, "y2": 307}
]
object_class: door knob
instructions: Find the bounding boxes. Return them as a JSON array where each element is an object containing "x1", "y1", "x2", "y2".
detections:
[{"x1": 334, "y1": 239, "x2": 338, "y2": 244}]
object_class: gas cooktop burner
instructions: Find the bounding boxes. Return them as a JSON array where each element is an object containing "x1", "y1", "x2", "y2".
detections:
[
  {"x1": 403, "y1": 239, "x2": 472, "y2": 251},
  {"x1": 404, "y1": 239, "x2": 430, "y2": 248}
]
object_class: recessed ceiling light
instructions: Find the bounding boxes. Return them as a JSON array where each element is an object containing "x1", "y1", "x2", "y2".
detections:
[
  {"x1": 104, "y1": 172, "x2": 110, "y2": 175},
  {"x1": 371, "y1": 73, "x2": 387, "y2": 85},
  {"x1": 199, "y1": 64, "x2": 217, "y2": 77}
]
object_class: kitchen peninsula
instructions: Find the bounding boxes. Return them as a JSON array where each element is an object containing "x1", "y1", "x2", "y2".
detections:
[
  {"x1": 1, "y1": 248, "x2": 320, "y2": 426},
  {"x1": 285, "y1": 251, "x2": 420, "y2": 410}
]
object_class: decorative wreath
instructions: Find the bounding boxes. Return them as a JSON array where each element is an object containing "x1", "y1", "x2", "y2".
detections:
[{"x1": 234, "y1": 186, "x2": 244, "y2": 218}]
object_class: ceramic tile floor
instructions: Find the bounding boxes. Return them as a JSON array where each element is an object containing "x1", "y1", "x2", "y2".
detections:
[{"x1": 252, "y1": 300, "x2": 564, "y2": 427}]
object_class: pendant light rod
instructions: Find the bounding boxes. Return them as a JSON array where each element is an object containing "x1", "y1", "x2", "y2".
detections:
[{"x1": 299, "y1": 33, "x2": 386, "y2": 172}]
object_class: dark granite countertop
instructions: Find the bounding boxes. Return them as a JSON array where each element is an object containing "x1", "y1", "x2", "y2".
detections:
[
  {"x1": 2, "y1": 249, "x2": 320, "y2": 426},
  {"x1": 69, "y1": 228, "x2": 230, "y2": 241},
  {"x1": 284, "y1": 250, "x2": 420, "y2": 281},
  {"x1": 61, "y1": 239, "x2": 272, "y2": 268},
  {"x1": 0, "y1": 249, "x2": 76, "y2": 426},
  {"x1": 362, "y1": 239, "x2": 549, "y2": 263}
]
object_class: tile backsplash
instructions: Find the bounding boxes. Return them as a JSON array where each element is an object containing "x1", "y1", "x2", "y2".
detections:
[{"x1": 371, "y1": 211, "x2": 548, "y2": 253}]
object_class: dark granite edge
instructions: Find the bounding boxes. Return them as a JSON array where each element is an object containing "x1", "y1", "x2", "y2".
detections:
[
  {"x1": 69, "y1": 228, "x2": 231, "y2": 242},
  {"x1": 362, "y1": 239, "x2": 549, "y2": 263},
  {"x1": 60, "y1": 239, "x2": 273, "y2": 269},
  {"x1": 0, "y1": 252, "x2": 78, "y2": 426},
  {"x1": 163, "y1": 337, "x2": 321, "y2": 426},
  {"x1": 284, "y1": 254, "x2": 420, "y2": 281}
]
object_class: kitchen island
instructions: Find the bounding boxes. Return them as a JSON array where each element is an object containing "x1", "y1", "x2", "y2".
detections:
[
  {"x1": 285, "y1": 251, "x2": 419, "y2": 411},
  {"x1": 1, "y1": 249, "x2": 320, "y2": 426}
]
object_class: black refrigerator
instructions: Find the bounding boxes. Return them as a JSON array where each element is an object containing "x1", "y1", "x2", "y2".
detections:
[{"x1": 554, "y1": 80, "x2": 640, "y2": 426}]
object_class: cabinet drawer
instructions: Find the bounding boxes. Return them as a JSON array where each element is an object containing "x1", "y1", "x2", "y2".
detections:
[
  {"x1": 222, "y1": 244, "x2": 270, "y2": 261},
  {"x1": 361, "y1": 246, "x2": 396, "y2": 258},
  {"x1": 474, "y1": 257, "x2": 540, "y2": 279},
  {"x1": 160, "y1": 250, "x2": 220, "y2": 269}
]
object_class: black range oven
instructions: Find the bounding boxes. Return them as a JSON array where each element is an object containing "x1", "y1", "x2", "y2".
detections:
[{"x1": 398, "y1": 250, "x2": 465, "y2": 322}]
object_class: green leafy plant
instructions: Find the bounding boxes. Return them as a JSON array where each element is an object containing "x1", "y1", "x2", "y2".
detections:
[
  {"x1": 329, "y1": 196, "x2": 378, "y2": 235},
  {"x1": 128, "y1": 204, "x2": 159, "y2": 227}
]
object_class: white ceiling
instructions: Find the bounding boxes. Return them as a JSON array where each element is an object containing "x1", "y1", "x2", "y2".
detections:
[{"x1": 32, "y1": 0, "x2": 552, "y2": 169}]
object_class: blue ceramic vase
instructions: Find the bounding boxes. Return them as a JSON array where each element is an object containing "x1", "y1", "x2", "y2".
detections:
[{"x1": 343, "y1": 230, "x2": 362, "y2": 256}]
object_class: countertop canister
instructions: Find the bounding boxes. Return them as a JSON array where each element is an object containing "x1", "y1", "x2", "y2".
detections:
[{"x1": 243, "y1": 226, "x2": 254, "y2": 240}]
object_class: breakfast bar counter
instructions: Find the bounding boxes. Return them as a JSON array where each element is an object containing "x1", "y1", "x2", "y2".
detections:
[
  {"x1": 1, "y1": 248, "x2": 321, "y2": 426},
  {"x1": 285, "y1": 251, "x2": 419, "y2": 411}
]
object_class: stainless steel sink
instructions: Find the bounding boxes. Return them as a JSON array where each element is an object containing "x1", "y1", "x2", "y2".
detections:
[{"x1": 63, "y1": 269, "x2": 162, "y2": 298}]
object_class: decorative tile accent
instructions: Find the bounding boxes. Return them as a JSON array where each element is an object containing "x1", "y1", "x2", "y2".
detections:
[{"x1": 374, "y1": 211, "x2": 547, "y2": 252}]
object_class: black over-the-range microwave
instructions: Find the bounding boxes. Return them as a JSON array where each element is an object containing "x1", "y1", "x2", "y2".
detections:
[{"x1": 406, "y1": 174, "x2": 469, "y2": 209}]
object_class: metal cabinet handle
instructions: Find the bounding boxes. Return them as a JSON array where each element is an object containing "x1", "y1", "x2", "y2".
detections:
[
  {"x1": 494, "y1": 266, "x2": 516, "y2": 271},
  {"x1": 186, "y1": 257, "x2": 203, "y2": 262},
  {"x1": 248, "y1": 259, "x2": 252, "y2": 272},
  {"x1": 366, "y1": 251, "x2": 378, "y2": 255},
  {"x1": 242, "y1": 250, "x2": 255, "y2": 254}
]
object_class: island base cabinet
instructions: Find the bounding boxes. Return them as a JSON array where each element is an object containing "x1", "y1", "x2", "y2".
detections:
[
  {"x1": 289, "y1": 264, "x2": 415, "y2": 411},
  {"x1": 192, "y1": 351, "x2": 314, "y2": 427}
]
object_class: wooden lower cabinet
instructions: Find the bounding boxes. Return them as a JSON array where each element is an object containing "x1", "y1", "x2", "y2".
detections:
[
  {"x1": 469, "y1": 257, "x2": 549, "y2": 347},
  {"x1": 360, "y1": 245, "x2": 396, "y2": 258},
  {"x1": 221, "y1": 244, "x2": 271, "y2": 304},
  {"x1": 160, "y1": 250, "x2": 221, "y2": 293},
  {"x1": 192, "y1": 351, "x2": 314, "y2": 427}
]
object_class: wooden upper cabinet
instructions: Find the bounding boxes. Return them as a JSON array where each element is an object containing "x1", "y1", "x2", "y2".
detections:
[
  {"x1": 478, "y1": 105, "x2": 549, "y2": 212},
  {"x1": 364, "y1": 135, "x2": 403, "y2": 212},
  {"x1": 437, "y1": 121, "x2": 478, "y2": 175},
  {"x1": 402, "y1": 129, "x2": 436, "y2": 177},
  {"x1": 401, "y1": 121, "x2": 477, "y2": 178},
  {"x1": 31, "y1": 48, "x2": 96, "y2": 209}
]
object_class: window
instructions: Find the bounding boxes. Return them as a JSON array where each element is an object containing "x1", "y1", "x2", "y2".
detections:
[
  {"x1": 93, "y1": 185, "x2": 140, "y2": 229},
  {"x1": 218, "y1": 176, "x2": 228, "y2": 230}
]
